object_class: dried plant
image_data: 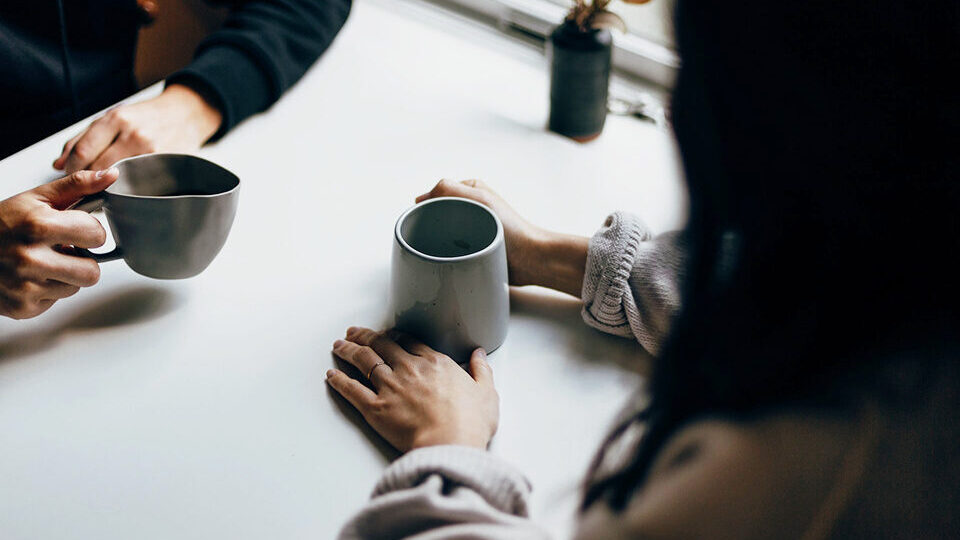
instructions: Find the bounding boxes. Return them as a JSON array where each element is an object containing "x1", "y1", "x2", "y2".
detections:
[{"x1": 567, "y1": 0, "x2": 651, "y2": 33}]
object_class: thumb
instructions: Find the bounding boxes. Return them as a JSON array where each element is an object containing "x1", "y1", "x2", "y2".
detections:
[
  {"x1": 416, "y1": 178, "x2": 482, "y2": 203},
  {"x1": 32, "y1": 168, "x2": 119, "y2": 209},
  {"x1": 468, "y1": 348, "x2": 494, "y2": 387}
]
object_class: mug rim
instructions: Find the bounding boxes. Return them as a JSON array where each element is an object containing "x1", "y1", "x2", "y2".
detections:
[
  {"x1": 106, "y1": 153, "x2": 241, "y2": 200},
  {"x1": 394, "y1": 196, "x2": 505, "y2": 263}
]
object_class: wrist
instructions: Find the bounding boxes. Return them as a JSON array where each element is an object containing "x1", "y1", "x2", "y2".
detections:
[
  {"x1": 162, "y1": 84, "x2": 222, "y2": 143},
  {"x1": 410, "y1": 428, "x2": 490, "y2": 451},
  {"x1": 525, "y1": 230, "x2": 589, "y2": 297}
]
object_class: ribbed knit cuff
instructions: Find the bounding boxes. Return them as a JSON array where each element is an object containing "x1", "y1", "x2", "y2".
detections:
[
  {"x1": 166, "y1": 43, "x2": 276, "y2": 141},
  {"x1": 581, "y1": 212, "x2": 651, "y2": 337},
  {"x1": 373, "y1": 445, "x2": 533, "y2": 517}
]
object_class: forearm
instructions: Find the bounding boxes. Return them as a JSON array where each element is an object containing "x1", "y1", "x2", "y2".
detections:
[
  {"x1": 511, "y1": 214, "x2": 686, "y2": 356},
  {"x1": 516, "y1": 230, "x2": 589, "y2": 298},
  {"x1": 169, "y1": 0, "x2": 352, "y2": 137}
]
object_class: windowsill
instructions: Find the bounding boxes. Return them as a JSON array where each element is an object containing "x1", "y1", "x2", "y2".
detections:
[
  {"x1": 419, "y1": 0, "x2": 679, "y2": 89},
  {"x1": 387, "y1": 0, "x2": 673, "y2": 129}
]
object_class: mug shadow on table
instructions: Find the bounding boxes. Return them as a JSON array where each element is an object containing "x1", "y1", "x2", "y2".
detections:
[
  {"x1": 0, "y1": 285, "x2": 180, "y2": 363},
  {"x1": 509, "y1": 287, "x2": 653, "y2": 376}
]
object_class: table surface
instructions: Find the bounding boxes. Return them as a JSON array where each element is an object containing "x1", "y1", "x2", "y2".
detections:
[{"x1": 0, "y1": 1, "x2": 685, "y2": 538}]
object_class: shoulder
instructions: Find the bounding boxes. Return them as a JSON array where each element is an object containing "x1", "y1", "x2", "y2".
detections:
[{"x1": 578, "y1": 413, "x2": 856, "y2": 540}]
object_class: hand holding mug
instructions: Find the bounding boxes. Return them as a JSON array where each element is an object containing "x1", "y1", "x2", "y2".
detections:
[
  {"x1": 327, "y1": 327, "x2": 499, "y2": 452},
  {"x1": 0, "y1": 169, "x2": 118, "y2": 319},
  {"x1": 416, "y1": 179, "x2": 589, "y2": 298}
]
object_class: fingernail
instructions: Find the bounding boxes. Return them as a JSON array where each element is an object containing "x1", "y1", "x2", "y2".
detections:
[
  {"x1": 326, "y1": 369, "x2": 336, "y2": 379},
  {"x1": 346, "y1": 327, "x2": 359, "y2": 338},
  {"x1": 333, "y1": 339, "x2": 345, "y2": 349},
  {"x1": 95, "y1": 166, "x2": 117, "y2": 179},
  {"x1": 475, "y1": 348, "x2": 487, "y2": 358}
]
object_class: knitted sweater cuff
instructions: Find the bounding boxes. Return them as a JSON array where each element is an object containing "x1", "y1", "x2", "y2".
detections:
[
  {"x1": 373, "y1": 445, "x2": 533, "y2": 517},
  {"x1": 581, "y1": 212, "x2": 652, "y2": 337}
]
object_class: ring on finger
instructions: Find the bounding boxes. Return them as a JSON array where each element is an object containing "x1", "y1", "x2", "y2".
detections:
[{"x1": 367, "y1": 360, "x2": 389, "y2": 380}]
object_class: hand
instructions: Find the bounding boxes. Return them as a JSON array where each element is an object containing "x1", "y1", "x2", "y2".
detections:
[
  {"x1": 53, "y1": 84, "x2": 222, "y2": 174},
  {"x1": 417, "y1": 179, "x2": 589, "y2": 297},
  {"x1": 326, "y1": 327, "x2": 499, "y2": 452},
  {"x1": 0, "y1": 169, "x2": 118, "y2": 319}
]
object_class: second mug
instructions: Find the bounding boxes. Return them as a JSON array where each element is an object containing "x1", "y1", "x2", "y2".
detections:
[
  {"x1": 391, "y1": 196, "x2": 509, "y2": 361},
  {"x1": 73, "y1": 153, "x2": 240, "y2": 279}
]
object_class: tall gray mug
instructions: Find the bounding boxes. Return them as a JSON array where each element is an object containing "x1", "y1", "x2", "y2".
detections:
[
  {"x1": 391, "y1": 197, "x2": 509, "y2": 361},
  {"x1": 73, "y1": 153, "x2": 240, "y2": 279}
]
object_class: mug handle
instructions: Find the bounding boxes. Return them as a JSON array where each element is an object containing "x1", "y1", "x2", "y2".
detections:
[
  {"x1": 74, "y1": 246, "x2": 124, "y2": 263},
  {"x1": 66, "y1": 193, "x2": 124, "y2": 262}
]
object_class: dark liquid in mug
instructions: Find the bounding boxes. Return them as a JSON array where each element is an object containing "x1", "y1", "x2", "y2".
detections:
[{"x1": 163, "y1": 190, "x2": 219, "y2": 196}]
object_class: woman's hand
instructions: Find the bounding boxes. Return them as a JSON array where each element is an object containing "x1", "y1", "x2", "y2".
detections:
[
  {"x1": 0, "y1": 169, "x2": 118, "y2": 319},
  {"x1": 326, "y1": 327, "x2": 499, "y2": 452},
  {"x1": 53, "y1": 84, "x2": 222, "y2": 174},
  {"x1": 417, "y1": 179, "x2": 589, "y2": 298}
]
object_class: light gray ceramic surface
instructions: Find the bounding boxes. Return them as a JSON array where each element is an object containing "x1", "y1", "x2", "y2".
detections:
[
  {"x1": 391, "y1": 197, "x2": 509, "y2": 361},
  {"x1": 74, "y1": 153, "x2": 240, "y2": 279}
]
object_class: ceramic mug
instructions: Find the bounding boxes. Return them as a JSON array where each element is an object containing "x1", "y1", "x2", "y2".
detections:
[
  {"x1": 391, "y1": 196, "x2": 509, "y2": 361},
  {"x1": 73, "y1": 153, "x2": 240, "y2": 279}
]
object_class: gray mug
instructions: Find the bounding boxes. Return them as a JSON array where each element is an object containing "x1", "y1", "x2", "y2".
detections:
[
  {"x1": 391, "y1": 197, "x2": 509, "y2": 361},
  {"x1": 73, "y1": 153, "x2": 240, "y2": 279}
]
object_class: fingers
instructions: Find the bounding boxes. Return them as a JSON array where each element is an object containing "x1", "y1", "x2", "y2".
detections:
[
  {"x1": 89, "y1": 125, "x2": 159, "y2": 171},
  {"x1": 326, "y1": 369, "x2": 378, "y2": 411},
  {"x1": 53, "y1": 133, "x2": 82, "y2": 170},
  {"x1": 89, "y1": 143, "x2": 134, "y2": 173},
  {"x1": 38, "y1": 280, "x2": 81, "y2": 301},
  {"x1": 13, "y1": 245, "x2": 101, "y2": 287},
  {"x1": 346, "y1": 326, "x2": 410, "y2": 363},
  {"x1": 332, "y1": 338, "x2": 393, "y2": 386},
  {"x1": 415, "y1": 178, "x2": 489, "y2": 203},
  {"x1": 32, "y1": 168, "x2": 119, "y2": 210},
  {"x1": 15, "y1": 209, "x2": 107, "y2": 249},
  {"x1": 63, "y1": 115, "x2": 122, "y2": 173},
  {"x1": 468, "y1": 348, "x2": 494, "y2": 388},
  {"x1": 0, "y1": 294, "x2": 55, "y2": 320},
  {"x1": 387, "y1": 329, "x2": 436, "y2": 357},
  {"x1": 0, "y1": 278, "x2": 79, "y2": 320}
]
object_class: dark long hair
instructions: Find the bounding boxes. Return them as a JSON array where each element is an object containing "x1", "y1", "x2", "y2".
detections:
[{"x1": 583, "y1": 0, "x2": 960, "y2": 518}]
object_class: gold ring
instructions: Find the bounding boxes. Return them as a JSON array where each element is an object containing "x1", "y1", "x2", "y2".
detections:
[{"x1": 366, "y1": 361, "x2": 388, "y2": 380}]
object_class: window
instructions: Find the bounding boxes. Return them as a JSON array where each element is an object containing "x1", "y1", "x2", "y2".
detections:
[
  {"x1": 426, "y1": 0, "x2": 679, "y2": 88},
  {"x1": 544, "y1": 0, "x2": 675, "y2": 49}
]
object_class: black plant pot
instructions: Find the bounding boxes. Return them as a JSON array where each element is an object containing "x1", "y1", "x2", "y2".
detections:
[{"x1": 547, "y1": 21, "x2": 612, "y2": 142}]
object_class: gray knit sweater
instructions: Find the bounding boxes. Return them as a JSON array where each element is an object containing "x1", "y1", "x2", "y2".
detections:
[{"x1": 338, "y1": 212, "x2": 684, "y2": 539}]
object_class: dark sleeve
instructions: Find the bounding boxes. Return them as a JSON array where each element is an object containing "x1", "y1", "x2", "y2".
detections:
[{"x1": 166, "y1": 0, "x2": 352, "y2": 140}]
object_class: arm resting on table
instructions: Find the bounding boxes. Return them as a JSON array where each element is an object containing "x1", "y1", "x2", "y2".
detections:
[{"x1": 168, "y1": 0, "x2": 352, "y2": 140}]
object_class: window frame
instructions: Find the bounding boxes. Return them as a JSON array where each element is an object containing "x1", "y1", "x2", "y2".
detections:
[{"x1": 431, "y1": 0, "x2": 678, "y2": 88}]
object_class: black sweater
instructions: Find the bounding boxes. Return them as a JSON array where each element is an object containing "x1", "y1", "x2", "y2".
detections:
[{"x1": 0, "y1": 0, "x2": 351, "y2": 160}]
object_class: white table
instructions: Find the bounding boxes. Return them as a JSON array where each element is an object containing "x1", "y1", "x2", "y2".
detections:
[{"x1": 0, "y1": 1, "x2": 685, "y2": 538}]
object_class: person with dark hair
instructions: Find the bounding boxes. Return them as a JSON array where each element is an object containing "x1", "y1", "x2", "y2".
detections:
[{"x1": 325, "y1": 0, "x2": 960, "y2": 537}]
